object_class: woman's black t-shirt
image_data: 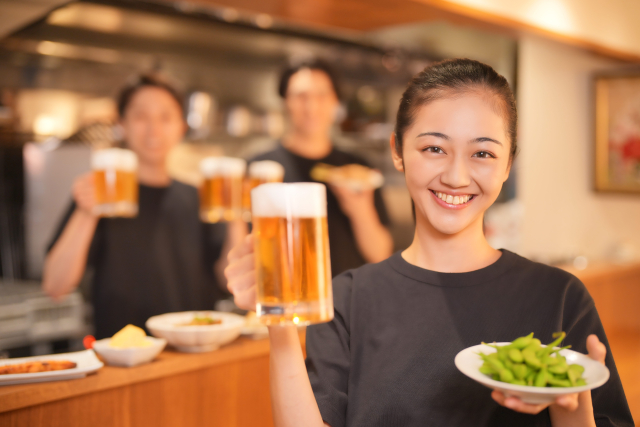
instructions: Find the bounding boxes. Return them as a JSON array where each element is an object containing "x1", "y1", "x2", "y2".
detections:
[
  {"x1": 48, "y1": 181, "x2": 229, "y2": 339},
  {"x1": 250, "y1": 144, "x2": 390, "y2": 277},
  {"x1": 306, "y1": 250, "x2": 633, "y2": 427}
]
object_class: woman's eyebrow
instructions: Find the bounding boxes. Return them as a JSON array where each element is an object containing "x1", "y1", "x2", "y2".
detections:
[
  {"x1": 471, "y1": 137, "x2": 503, "y2": 146},
  {"x1": 416, "y1": 132, "x2": 449, "y2": 140}
]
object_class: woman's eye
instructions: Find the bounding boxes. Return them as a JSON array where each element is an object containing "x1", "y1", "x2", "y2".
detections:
[
  {"x1": 424, "y1": 146, "x2": 445, "y2": 154},
  {"x1": 473, "y1": 151, "x2": 495, "y2": 159}
]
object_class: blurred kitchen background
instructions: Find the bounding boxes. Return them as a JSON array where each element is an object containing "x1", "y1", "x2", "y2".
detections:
[{"x1": 0, "y1": 0, "x2": 639, "y2": 417}]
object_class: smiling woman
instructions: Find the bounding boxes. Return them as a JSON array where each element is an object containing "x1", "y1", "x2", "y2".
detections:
[{"x1": 224, "y1": 59, "x2": 633, "y2": 427}]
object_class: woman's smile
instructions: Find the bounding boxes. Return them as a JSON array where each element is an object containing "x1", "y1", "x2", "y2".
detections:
[{"x1": 429, "y1": 189, "x2": 476, "y2": 209}]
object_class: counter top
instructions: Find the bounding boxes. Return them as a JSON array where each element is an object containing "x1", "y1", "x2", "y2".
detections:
[{"x1": 0, "y1": 331, "x2": 304, "y2": 415}]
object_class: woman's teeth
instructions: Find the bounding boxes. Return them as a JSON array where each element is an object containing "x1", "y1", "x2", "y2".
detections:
[{"x1": 435, "y1": 191, "x2": 473, "y2": 205}]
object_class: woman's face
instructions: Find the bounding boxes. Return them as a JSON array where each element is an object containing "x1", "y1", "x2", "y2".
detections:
[
  {"x1": 285, "y1": 69, "x2": 339, "y2": 137},
  {"x1": 120, "y1": 86, "x2": 185, "y2": 167},
  {"x1": 392, "y1": 91, "x2": 511, "y2": 236}
]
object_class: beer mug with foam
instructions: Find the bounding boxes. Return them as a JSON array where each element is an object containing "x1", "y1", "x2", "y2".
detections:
[
  {"x1": 251, "y1": 183, "x2": 333, "y2": 325},
  {"x1": 92, "y1": 148, "x2": 138, "y2": 217},
  {"x1": 241, "y1": 160, "x2": 285, "y2": 222},
  {"x1": 199, "y1": 156, "x2": 246, "y2": 223}
]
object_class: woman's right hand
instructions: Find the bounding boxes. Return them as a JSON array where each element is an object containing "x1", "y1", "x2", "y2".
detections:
[
  {"x1": 225, "y1": 233, "x2": 257, "y2": 311},
  {"x1": 72, "y1": 172, "x2": 97, "y2": 216}
]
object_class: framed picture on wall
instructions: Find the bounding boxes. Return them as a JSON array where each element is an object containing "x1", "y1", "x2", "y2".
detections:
[{"x1": 594, "y1": 73, "x2": 640, "y2": 193}]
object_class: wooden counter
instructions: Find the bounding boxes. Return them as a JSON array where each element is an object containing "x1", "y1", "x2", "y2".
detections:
[
  {"x1": 0, "y1": 333, "x2": 305, "y2": 427},
  {"x1": 2, "y1": 262, "x2": 639, "y2": 425}
]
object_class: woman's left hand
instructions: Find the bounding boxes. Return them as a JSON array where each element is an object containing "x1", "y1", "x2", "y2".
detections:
[{"x1": 491, "y1": 334, "x2": 606, "y2": 414}]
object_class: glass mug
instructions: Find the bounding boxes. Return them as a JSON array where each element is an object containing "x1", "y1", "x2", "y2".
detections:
[
  {"x1": 92, "y1": 148, "x2": 138, "y2": 217},
  {"x1": 251, "y1": 183, "x2": 333, "y2": 325},
  {"x1": 199, "y1": 156, "x2": 247, "y2": 223},
  {"x1": 241, "y1": 160, "x2": 285, "y2": 222}
]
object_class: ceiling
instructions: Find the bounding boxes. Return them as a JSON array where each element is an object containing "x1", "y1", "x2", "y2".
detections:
[{"x1": 0, "y1": 0, "x2": 70, "y2": 39}]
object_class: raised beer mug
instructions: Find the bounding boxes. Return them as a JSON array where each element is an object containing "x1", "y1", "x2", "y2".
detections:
[
  {"x1": 199, "y1": 156, "x2": 246, "y2": 223},
  {"x1": 92, "y1": 148, "x2": 138, "y2": 217},
  {"x1": 241, "y1": 160, "x2": 285, "y2": 222},
  {"x1": 251, "y1": 183, "x2": 333, "y2": 325}
]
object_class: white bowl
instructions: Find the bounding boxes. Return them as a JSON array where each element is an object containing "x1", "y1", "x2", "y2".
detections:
[
  {"x1": 92, "y1": 337, "x2": 166, "y2": 367},
  {"x1": 146, "y1": 311, "x2": 244, "y2": 353},
  {"x1": 455, "y1": 343, "x2": 610, "y2": 404}
]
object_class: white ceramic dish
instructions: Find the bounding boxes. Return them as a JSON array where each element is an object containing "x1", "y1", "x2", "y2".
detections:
[
  {"x1": 455, "y1": 343, "x2": 610, "y2": 404},
  {"x1": 146, "y1": 311, "x2": 244, "y2": 353},
  {"x1": 0, "y1": 350, "x2": 103, "y2": 386},
  {"x1": 92, "y1": 337, "x2": 166, "y2": 367}
]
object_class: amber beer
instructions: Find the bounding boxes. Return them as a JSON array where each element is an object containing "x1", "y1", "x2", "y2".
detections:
[
  {"x1": 92, "y1": 148, "x2": 138, "y2": 217},
  {"x1": 252, "y1": 183, "x2": 333, "y2": 325},
  {"x1": 241, "y1": 160, "x2": 285, "y2": 221},
  {"x1": 199, "y1": 156, "x2": 246, "y2": 223}
]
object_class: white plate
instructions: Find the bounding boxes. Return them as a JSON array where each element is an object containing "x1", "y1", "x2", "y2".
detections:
[
  {"x1": 455, "y1": 343, "x2": 610, "y2": 404},
  {"x1": 146, "y1": 311, "x2": 244, "y2": 353},
  {"x1": 0, "y1": 350, "x2": 103, "y2": 386},
  {"x1": 92, "y1": 337, "x2": 166, "y2": 367}
]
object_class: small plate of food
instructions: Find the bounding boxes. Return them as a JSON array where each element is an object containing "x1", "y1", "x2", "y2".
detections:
[
  {"x1": 92, "y1": 324, "x2": 166, "y2": 367},
  {"x1": 146, "y1": 311, "x2": 244, "y2": 353},
  {"x1": 455, "y1": 332, "x2": 610, "y2": 404},
  {"x1": 0, "y1": 350, "x2": 103, "y2": 386},
  {"x1": 310, "y1": 163, "x2": 384, "y2": 192}
]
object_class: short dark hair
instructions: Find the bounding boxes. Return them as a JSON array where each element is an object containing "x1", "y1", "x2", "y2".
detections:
[
  {"x1": 117, "y1": 73, "x2": 185, "y2": 118},
  {"x1": 278, "y1": 60, "x2": 341, "y2": 99},
  {"x1": 394, "y1": 58, "x2": 518, "y2": 161}
]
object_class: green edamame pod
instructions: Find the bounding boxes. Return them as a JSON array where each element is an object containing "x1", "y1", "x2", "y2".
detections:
[
  {"x1": 539, "y1": 332, "x2": 566, "y2": 359},
  {"x1": 526, "y1": 370, "x2": 536, "y2": 386},
  {"x1": 508, "y1": 348, "x2": 524, "y2": 363},
  {"x1": 510, "y1": 332, "x2": 534, "y2": 350},
  {"x1": 479, "y1": 365, "x2": 495, "y2": 376},
  {"x1": 497, "y1": 347, "x2": 509, "y2": 363},
  {"x1": 534, "y1": 368, "x2": 548, "y2": 387},
  {"x1": 512, "y1": 363, "x2": 528, "y2": 380},
  {"x1": 547, "y1": 376, "x2": 572, "y2": 387},
  {"x1": 522, "y1": 348, "x2": 542, "y2": 369},
  {"x1": 548, "y1": 363, "x2": 568, "y2": 375},
  {"x1": 575, "y1": 378, "x2": 587, "y2": 386},
  {"x1": 510, "y1": 378, "x2": 527, "y2": 386},
  {"x1": 499, "y1": 368, "x2": 514, "y2": 383},
  {"x1": 567, "y1": 364, "x2": 585, "y2": 386}
]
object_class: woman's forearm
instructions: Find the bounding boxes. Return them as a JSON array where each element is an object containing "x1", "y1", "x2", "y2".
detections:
[
  {"x1": 42, "y1": 209, "x2": 99, "y2": 299},
  {"x1": 549, "y1": 391, "x2": 596, "y2": 427},
  {"x1": 349, "y1": 207, "x2": 393, "y2": 263},
  {"x1": 268, "y1": 326, "x2": 327, "y2": 427}
]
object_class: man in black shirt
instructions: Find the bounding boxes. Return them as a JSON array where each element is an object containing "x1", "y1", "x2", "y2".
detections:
[
  {"x1": 43, "y1": 75, "x2": 235, "y2": 338},
  {"x1": 251, "y1": 61, "x2": 392, "y2": 276}
]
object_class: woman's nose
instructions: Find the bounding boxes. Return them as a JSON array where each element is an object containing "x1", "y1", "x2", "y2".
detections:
[{"x1": 440, "y1": 155, "x2": 471, "y2": 188}]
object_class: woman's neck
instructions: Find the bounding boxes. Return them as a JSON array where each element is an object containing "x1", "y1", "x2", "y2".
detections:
[
  {"x1": 282, "y1": 131, "x2": 333, "y2": 160},
  {"x1": 402, "y1": 216, "x2": 501, "y2": 273},
  {"x1": 137, "y1": 162, "x2": 171, "y2": 187}
]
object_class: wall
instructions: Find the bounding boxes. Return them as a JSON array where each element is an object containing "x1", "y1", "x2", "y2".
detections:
[
  {"x1": 517, "y1": 35, "x2": 640, "y2": 262},
  {"x1": 444, "y1": 0, "x2": 640, "y2": 58}
]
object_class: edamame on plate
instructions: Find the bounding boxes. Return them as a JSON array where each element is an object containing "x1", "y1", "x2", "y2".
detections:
[{"x1": 454, "y1": 333, "x2": 611, "y2": 404}]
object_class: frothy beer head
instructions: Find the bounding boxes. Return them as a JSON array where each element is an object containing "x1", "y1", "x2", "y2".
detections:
[
  {"x1": 200, "y1": 156, "x2": 247, "y2": 178},
  {"x1": 249, "y1": 161, "x2": 285, "y2": 181},
  {"x1": 92, "y1": 148, "x2": 138, "y2": 171},
  {"x1": 251, "y1": 183, "x2": 327, "y2": 218}
]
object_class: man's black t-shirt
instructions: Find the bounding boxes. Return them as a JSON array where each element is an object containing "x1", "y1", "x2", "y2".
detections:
[
  {"x1": 48, "y1": 181, "x2": 228, "y2": 339},
  {"x1": 250, "y1": 144, "x2": 391, "y2": 276},
  {"x1": 306, "y1": 250, "x2": 633, "y2": 427}
]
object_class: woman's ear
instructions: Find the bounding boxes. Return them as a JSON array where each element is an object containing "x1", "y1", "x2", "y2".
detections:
[{"x1": 390, "y1": 133, "x2": 404, "y2": 172}]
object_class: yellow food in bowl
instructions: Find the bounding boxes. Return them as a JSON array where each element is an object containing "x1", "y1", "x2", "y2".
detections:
[{"x1": 109, "y1": 324, "x2": 152, "y2": 348}]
